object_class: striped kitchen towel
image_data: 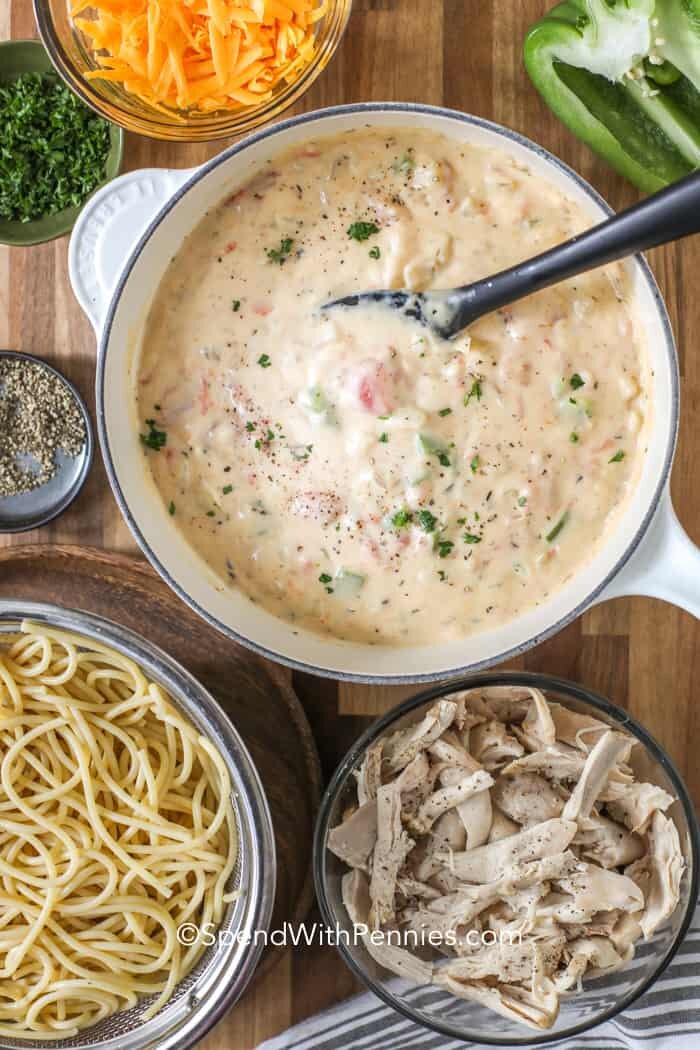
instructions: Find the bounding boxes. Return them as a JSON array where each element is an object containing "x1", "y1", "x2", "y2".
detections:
[{"x1": 257, "y1": 906, "x2": 700, "y2": 1050}]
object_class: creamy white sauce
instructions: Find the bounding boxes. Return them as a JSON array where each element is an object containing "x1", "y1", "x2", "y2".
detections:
[{"x1": 137, "y1": 129, "x2": 650, "y2": 646}]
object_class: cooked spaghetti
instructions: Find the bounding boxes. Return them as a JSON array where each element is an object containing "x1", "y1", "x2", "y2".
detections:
[{"x1": 0, "y1": 621, "x2": 238, "y2": 1040}]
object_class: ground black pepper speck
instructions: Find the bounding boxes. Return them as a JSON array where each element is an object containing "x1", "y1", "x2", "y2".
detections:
[{"x1": 0, "y1": 358, "x2": 86, "y2": 499}]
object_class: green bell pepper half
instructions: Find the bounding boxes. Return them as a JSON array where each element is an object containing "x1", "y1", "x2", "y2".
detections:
[{"x1": 523, "y1": 0, "x2": 700, "y2": 191}]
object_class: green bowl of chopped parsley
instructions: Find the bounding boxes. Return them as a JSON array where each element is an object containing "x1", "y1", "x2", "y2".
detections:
[{"x1": 0, "y1": 40, "x2": 123, "y2": 247}]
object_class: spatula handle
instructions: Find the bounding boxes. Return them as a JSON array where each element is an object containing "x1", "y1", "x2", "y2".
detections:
[{"x1": 452, "y1": 168, "x2": 700, "y2": 326}]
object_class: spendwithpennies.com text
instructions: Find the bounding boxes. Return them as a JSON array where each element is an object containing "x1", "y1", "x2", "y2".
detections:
[{"x1": 177, "y1": 921, "x2": 522, "y2": 950}]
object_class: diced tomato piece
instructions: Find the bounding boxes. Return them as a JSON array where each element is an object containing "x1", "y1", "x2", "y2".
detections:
[{"x1": 355, "y1": 361, "x2": 392, "y2": 416}]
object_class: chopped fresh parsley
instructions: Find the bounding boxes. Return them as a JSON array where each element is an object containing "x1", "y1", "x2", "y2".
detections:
[
  {"x1": 0, "y1": 72, "x2": 112, "y2": 223},
  {"x1": 517, "y1": 495, "x2": 527, "y2": 507},
  {"x1": 369, "y1": 246, "x2": 381, "y2": 259},
  {"x1": 140, "y1": 419, "x2": 167, "y2": 452},
  {"x1": 222, "y1": 484, "x2": 233, "y2": 495},
  {"x1": 436, "y1": 539, "x2": 454, "y2": 558},
  {"x1": 206, "y1": 510, "x2": 216, "y2": 518},
  {"x1": 318, "y1": 572, "x2": 333, "y2": 594},
  {"x1": 168, "y1": 501, "x2": 176, "y2": 516},
  {"x1": 464, "y1": 532, "x2": 481, "y2": 544},
  {"x1": 347, "y1": 221, "x2": 379, "y2": 241},
  {"x1": 257, "y1": 354, "x2": 272, "y2": 368},
  {"x1": 464, "y1": 379, "x2": 482, "y2": 407},
  {"x1": 378, "y1": 432, "x2": 389, "y2": 443},
  {"x1": 254, "y1": 429, "x2": 275, "y2": 450},
  {"x1": 569, "y1": 432, "x2": 579, "y2": 443},
  {"x1": 417, "y1": 509, "x2": 438, "y2": 533},
  {"x1": 609, "y1": 449, "x2": 626, "y2": 463},
  {"x1": 546, "y1": 512, "x2": 569, "y2": 543},
  {"x1": 391, "y1": 509, "x2": 412, "y2": 528},
  {"x1": 245, "y1": 421, "x2": 256, "y2": 432},
  {"x1": 266, "y1": 237, "x2": 294, "y2": 264},
  {"x1": 570, "y1": 373, "x2": 585, "y2": 390},
  {"x1": 232, "y1": 299, "x2": 241, "y2": 312},
  {"x1": 470, "y1": 454, "x2": 480, "y2": 474},
  {"x1": 438, "y1": 407, "x2": 452, "y2": 417},
  {"x1": 437, "y1": 569, "x2": 447, "y2": 581}
]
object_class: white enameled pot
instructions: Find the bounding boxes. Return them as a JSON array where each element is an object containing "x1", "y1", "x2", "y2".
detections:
[{"x1": 69, "y1": 103, "x2": 700, "y2": 683}]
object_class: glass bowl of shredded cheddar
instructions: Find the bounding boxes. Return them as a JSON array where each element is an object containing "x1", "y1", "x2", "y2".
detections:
[{"x1": 33, "y1": 0, "x2": 351, "y2": 141}]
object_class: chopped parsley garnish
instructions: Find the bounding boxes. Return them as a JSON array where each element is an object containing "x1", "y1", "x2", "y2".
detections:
[
  {"x1": 222, "y1": 484, "x2": 233, "y2": 495},
  {"x1": 257, "y1": 354, "x2": 272, "y2": 368},
  {"x1": 438, "y1": 407, "x2": 452, "y2": 417},
  {"x1": 369, "y1": 246, "x2": 381, "y2": 259},
  {"x1": 266, "y1": 237, "x2": 294, "y2": 264},
  {"x1": 464, "y1": 379, "x2": 482, "y2": 407},
  {"x1": 569, "y1": 432, "x2": 579, "y2": 443},
  {"x1": 206, "y1": 510, "x2": 216, "y2": 518},
  {"x1": 391, "y1": 509, "x2": 412, "y2": 528},
  {"x1": 609, "y1": 449, "x2": 626, "y2": 463},
  {"x1": 378, "y1": 432, "x2": 389, "y2": 443},
  {"x1": 517, "y1": 496, "x2": 527, "y2": 507},
  {"x1": 168, "y1": 501, "x2": 175, "y2": 515},
  {"x1": 464, "y1": 533, "x2": 481, "y2": 544},
  {"x1": 546, "y1": 512, "x2": 569, "y2": 543},
  {"x1": 570, "y1": 373, "x2": 585, "y2": 390},
  {"x1": 436, "y1": 539, "x2": 454, "y2": 558},
  {"x1": 417, "y1": 509, "x2": 438, "y2": 533},
  {"x1": 140, "y1": 419, "x2": 167, "y2": 452},
  {"x1": 318, "y1": 572, "x2": 333, "y2": 594},
  {"x1": 254, "y1": 430, "x2": 275, "y2": 450},
  {"x1": 470, "y1": 454, "x2": 480, "y2": 474},
  {"x1": 437, "y1": 569, "x2": 447, "y2": 581},
  {"x1": 245, "y1": 421, "x2": 256, "y2": 432},
  {"x1": 232, "y1": 299, "x2": 241, "y2": 312},
  {"x1": 347, "y1": 221, "x2": 379, "y2": 241},
  {"x1": 0, "y1": 72, "x2": 111, "y2": 223}
]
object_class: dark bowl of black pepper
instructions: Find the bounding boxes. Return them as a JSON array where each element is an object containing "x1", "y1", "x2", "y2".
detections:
[
  {"x1": 0, "y1": 351, "x2": 94, "y2": 533},
  {"x1": 0, "y1": 39, "x2": 123, "y2": 247}
]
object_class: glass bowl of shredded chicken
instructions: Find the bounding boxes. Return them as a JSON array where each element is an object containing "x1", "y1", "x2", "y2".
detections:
[
  {"x1": 34, "y1": 0, "x2": 351, "y2": 141},
  {"x1": 314, "y1": 674, "x2": 699, "y2": 1045}
]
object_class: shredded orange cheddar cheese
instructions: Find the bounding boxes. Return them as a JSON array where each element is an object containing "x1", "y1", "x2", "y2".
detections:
[{"x1": 72, "y1": 0, "x2": 327, "y2": 115}]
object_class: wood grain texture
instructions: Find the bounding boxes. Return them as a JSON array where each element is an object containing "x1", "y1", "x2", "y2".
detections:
[{"x1": 1, "y1": 1, "x2": 699, "y2": 1045}]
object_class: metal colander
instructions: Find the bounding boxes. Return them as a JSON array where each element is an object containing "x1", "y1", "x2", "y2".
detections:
[{"x1": 0, "y1": 601, "x2": 276, "y2": 1050}]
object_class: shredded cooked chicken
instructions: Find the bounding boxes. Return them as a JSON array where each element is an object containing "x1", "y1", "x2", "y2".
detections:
[{"x1": 327, "y1": 687, "x2": 685, "y2": 1030}]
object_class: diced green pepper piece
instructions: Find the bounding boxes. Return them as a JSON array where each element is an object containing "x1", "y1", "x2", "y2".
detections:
[
  {"x1": 333, "y1": 569, "x2": 366, "y2": 597},
  {"x1": 417, "y1": 433, "x2": 452, "y2": 467}
]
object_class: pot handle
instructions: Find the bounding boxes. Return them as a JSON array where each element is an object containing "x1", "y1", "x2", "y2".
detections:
[
  {"x1": 69, "y1": 167, "x2": 195, "y2": 335},
  {"x1": 593, "y1": 486, "x2": 700, "y2": 617}
]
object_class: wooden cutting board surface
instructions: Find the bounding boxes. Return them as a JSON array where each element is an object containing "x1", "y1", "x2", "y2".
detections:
[
  {"x1": 2, "y1": 1, "x2": 700, "y2": 1046},
  {"x1": 0, "y1": 543, "x2": 322, "y2": 986}
]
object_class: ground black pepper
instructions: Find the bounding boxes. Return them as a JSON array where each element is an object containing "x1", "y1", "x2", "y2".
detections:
[{"x1": 0, "y1": 358, "x2": 86, "y2": 499}]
